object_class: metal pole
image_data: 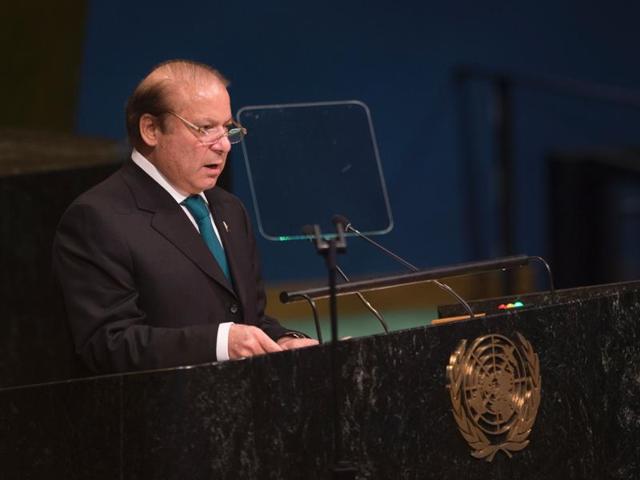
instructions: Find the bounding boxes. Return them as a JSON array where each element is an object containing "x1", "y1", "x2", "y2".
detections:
[{"x1": 493, "y1": 78, "x2": 516, "y2": 293}]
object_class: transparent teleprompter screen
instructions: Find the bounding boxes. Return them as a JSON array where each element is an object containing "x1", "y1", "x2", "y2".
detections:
[{"x1": 237, "y1": 101, "x2": 393, "y2": 241}]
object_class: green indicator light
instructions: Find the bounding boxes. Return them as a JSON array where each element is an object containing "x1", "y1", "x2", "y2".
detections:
[
  {"x1": 514, "y1": 301, "x2": 524, "y2": 308},
  {"x1": 278, "y1": 236, "x2": 292, "y2": 241}
]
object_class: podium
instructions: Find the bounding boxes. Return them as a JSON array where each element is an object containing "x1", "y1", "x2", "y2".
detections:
[{"x1": 2, "y1": 281, "x2": 640, "y2": 479}]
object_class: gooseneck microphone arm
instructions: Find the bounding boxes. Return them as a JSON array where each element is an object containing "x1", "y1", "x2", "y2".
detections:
[
  {"x1": 334, "y1": 216, "x2": 476, "y2": 319},
  {"x1": 300, "y1": 225, "x2": 390, "y2": 335},
  {"x1": 336, "y1": 265, "x2": 390, "y2": 334},
  {"x1": 530, "y1": 256, "x2": 556, "y2": 298},
  {"x1": 341, "y1": 221, "x2": 417, "y2": 272},
  {"x1": 286, "y1": 293, "x2": 323, "y2": 343}
]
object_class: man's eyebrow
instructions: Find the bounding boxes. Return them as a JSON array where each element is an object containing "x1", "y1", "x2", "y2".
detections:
[
  {"x1": 203, "y1": 116, "x2": 232, "y2": 124},
  {"x1": 197, "y1": 116, "x2": 233, "y2": 126}
]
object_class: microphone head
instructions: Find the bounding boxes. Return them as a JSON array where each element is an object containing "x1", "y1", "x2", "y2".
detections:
[
  {"x1": 301, "y1": 224, "x2": 316, "y2": 236},
  {"x1": 332, "y1": 214, "x2": 351, "y2": 228}
]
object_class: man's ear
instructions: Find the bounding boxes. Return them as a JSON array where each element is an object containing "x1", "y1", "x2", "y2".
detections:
[{"x1": 139, "y1": 113, "x2": 160, "y2": 147}]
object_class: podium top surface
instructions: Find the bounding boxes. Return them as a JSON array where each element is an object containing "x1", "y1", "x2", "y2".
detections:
[
  {"x1": 0, "y1": 128, "x2": 124, "y2": 177},
  {"x1": 3, "y1": 279, "x2": 639, "y2": 394}
]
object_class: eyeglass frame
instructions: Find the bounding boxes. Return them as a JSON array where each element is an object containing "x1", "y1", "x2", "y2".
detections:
[{"x1": 166, "y1": 111, "x2": 247, "y2": 145}]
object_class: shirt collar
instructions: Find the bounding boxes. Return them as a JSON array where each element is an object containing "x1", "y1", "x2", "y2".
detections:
[{"x1": 131, "y1": 149, "x2": 208, "y2": 205}]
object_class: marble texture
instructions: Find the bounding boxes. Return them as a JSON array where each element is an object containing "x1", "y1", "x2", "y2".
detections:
[
  {"x1": 0, "y1": 376, "x2": 122, "y2": 479},
  {"x1": 1, "y1": 282, "x2": 640, "y2": 479}
]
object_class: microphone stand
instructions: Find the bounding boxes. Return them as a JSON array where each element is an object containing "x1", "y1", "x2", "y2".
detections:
[
  {"x1": 303, "y1": 223, "x2": 358, "y2": 479},
  {"x1": 336, "y1": 216, "x2": 475, "y2": 319},
  {"x1": 336, "y1": 265, "x2": 389, "y2": 334}
]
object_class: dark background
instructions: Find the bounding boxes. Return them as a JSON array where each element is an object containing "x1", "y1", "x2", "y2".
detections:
[
  {"x1": 71, "y1": 0, "x2": 640, "y2": 284},
  {"x1": 5, "y1": 0, "x2": 640, "y2": 284}
]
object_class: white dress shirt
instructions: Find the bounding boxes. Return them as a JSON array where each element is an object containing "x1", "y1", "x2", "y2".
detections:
[{"x1": 131, "y1": 149, "x2": 233, "y2": 361}]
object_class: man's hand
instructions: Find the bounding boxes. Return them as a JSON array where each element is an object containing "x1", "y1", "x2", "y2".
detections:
[
  {"x1": 228, "y1": 324, "x2": 283, "y2": 359},
  {"x1": 277, "y1": 336, "x2": 319, "y2": 350}
]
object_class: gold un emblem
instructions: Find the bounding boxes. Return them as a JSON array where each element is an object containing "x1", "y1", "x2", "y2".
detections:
[{"x1": 446, "y1": 333, "x2": 541, "y2": 462}]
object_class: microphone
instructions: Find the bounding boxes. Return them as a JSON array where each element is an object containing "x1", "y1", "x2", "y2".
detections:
[
  {"x1": 302, "y1": 224, "x2": 329, "y2": 251},
  {"x1": 336, "y1": 265, "x2": 389, "y2": 334},
  {"x1": 332, "y1": 215, "x2": 475, "y2": 319},
  {"x1": 302, "y1": 222, "x2": 389, "y2": 334}
]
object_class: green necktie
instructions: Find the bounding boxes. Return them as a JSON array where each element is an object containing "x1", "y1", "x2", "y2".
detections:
[{"x1": 182, "y1": 195, "x2": 231, "y2": 281}]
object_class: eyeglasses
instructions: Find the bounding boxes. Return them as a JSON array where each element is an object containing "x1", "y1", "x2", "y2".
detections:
[{"x1": 167, "y1": 111, "x2": 247, "y2": 145}]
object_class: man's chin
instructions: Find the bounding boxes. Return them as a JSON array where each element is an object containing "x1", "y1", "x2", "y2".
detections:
[{"x1": 199, "y1": 178, "x2": 219, "y2": 192}]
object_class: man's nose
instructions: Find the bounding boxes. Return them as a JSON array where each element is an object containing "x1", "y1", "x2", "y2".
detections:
[{"x1": 209, "y1": 134, "x2": 232, "y2": 152}]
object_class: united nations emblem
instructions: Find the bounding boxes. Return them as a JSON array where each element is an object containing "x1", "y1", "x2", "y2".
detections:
[{"x1": 446, "y1": 333, "x2": 541, "y2": 462}]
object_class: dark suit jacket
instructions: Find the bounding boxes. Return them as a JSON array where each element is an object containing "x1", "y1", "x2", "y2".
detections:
[{"x1": 53, "y1": 160, "x2": 289, "y2": 373}]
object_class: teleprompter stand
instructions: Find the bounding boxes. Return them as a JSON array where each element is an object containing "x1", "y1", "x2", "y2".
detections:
[{"x1": 303, "y1": 221, "x2": 358, "y2": 479}]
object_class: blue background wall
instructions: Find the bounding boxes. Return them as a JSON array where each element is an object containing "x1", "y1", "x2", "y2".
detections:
[{"x1": 75, "y1": 1, "x2": 640, "y2": 284}]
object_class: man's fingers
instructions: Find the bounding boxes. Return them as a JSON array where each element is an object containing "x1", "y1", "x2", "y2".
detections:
[
  {"x1": 228, "y1": 324, "x2": 283, "y2": 359},
  {"x1": 255, "y1": 329, "x2": 283, "y2": 353},
  {"x1": 277, "y1": 337, "x2": 319, "y2": 350}
]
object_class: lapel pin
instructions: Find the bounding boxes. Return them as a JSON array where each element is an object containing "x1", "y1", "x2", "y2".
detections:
[{"x1": 222, "y1": 221, "x2": 229, "y2": 233}]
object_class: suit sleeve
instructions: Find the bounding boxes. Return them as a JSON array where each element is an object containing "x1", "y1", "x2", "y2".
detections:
[
  {"x1": 53, "y1": 202, "x2": 219, "y2": 373},
  {"x1": 238, "y1": 201, "x2": 306, "y2": 341}
]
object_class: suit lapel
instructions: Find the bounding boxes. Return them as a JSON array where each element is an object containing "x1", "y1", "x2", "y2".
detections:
[
  {"x1": 206, "y1": 191, "x2": 250, "y2": 311},
  {"x1": 120, "y1": 161, "x2": 237, "y2": 297},
  {"x1": 151, "y1": 210, "x2": 236, "y2": 295}
]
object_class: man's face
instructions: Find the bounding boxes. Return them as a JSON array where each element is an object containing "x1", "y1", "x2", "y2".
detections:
[{"x1": 148, "y1": 79, "x2": 233, "y2": 195}]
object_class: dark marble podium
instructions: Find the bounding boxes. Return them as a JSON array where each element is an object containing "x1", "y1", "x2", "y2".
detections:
[{"x1": 2, "y1": 281, "x2": 640, "y2": 479}]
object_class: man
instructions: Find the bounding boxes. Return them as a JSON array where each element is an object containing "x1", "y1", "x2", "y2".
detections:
[{"x1": 53, "y1": 59, "x2": 317, "y2": 373}]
